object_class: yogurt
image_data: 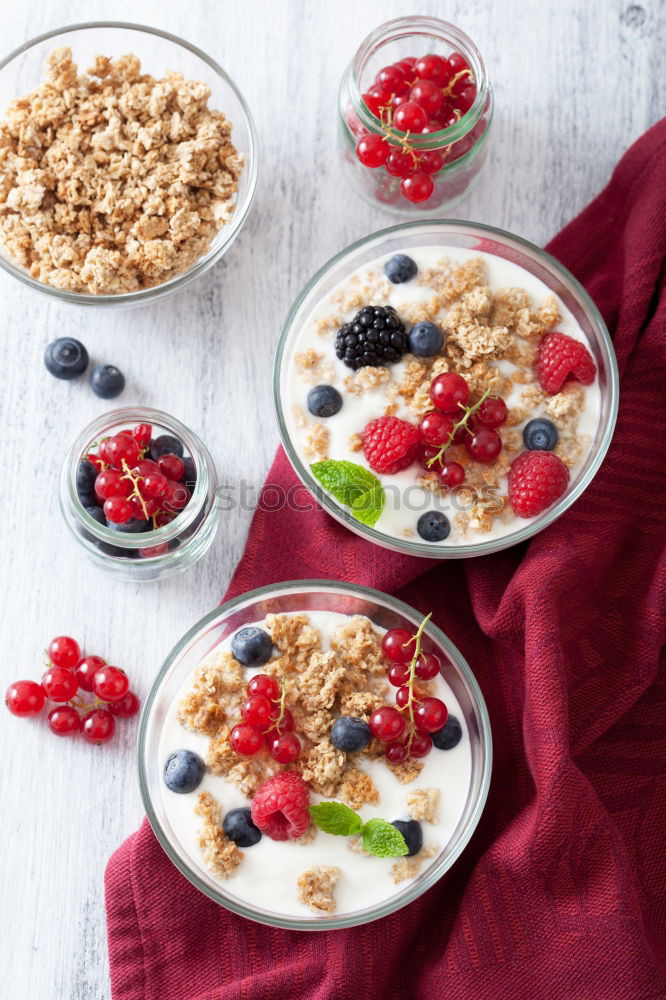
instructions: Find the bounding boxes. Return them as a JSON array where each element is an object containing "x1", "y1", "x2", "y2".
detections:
[{"x1": 158, "y1": 611, "x2": 472, "y2": 920}]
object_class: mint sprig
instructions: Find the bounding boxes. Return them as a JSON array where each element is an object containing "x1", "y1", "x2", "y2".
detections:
[
  {"x1": 309, "y1": 801, "x2": 408, "y2": 858},
  {"x1": 310, "y1": 460, "x2": 385, "y2": 527}
]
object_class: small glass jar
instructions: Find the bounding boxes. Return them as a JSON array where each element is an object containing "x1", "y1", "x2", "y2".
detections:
[
  {"x1": 59, "y1": 407, "x2": 218, "y2": 582},
  {"x1": 339, "y1": 16, "x2": 493, "y2": 215}
]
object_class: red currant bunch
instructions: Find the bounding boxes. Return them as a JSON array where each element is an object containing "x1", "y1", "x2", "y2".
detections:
[
  {"x1": 229, "y1": 673, "x2": 301, "y2": 765},
  {"x1": 4, "y1": 635, "x2": 140, "y2": 745}
]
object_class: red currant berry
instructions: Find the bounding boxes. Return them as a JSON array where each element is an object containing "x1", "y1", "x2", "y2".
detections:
[
  {"x1": 430, "y1": 372, "x2": 470, "y2": 413},
  {"x1": 104, "y1": 497, "x2": 133, "y2": 524},
  {"x1": 414, "y1": 696, "x2": 448, "y2": 733},
  {"x1": 448, "y1": 51, "x2": 471, "y2": 77},
  {"x1": 154, "y1": 511, "x2": 175, "y2": 528},
  {"x1": 385, "y1": 148, "x2": 414, "y2": 178},
  {"x1": 246, "y1": 674, "x2": 280, "y2": 700},
  {"x1": 415, "y1": 652, "x2": 441, "y2": 680},
  {"x1": 394, "y1": 101, "x2": 428, "y2": 133},
  {"x1": 98, "y1": 438, "x2": 113, "y2": 464},
  {"x1": 230, "y1": 723, "x2": 263, "y2": 756},
  {"x1": 41, "y1": 666, "x2": 78, "y2": 702},
  {"x1": 275, "y1": 707, "x2": 294, "y2": 732},
  {"x1": 391, "y1": 92, "x2": 409, "y2": 111},
  {"x1": 130, "y1": 495, "x2": 158, "y2": 520},
  {"x1": 157, "y1": 454, "x2": 185, "y2": 481},
  {"x1": 395, "y1": 685, "x2": 411, "y2": 709},
  {"x1": 75, "y1": 655, "x2": 106, "y2": 692},
  {"x1": 108, "y1": 690, "x2": 140, "y2": 718},
  {"x1": 465, "y1": 428, "x2": 502, "y2": 463},
  {"x1": 418, "y1": 410, "x2": 454, "y2": 447},
  {"x1": 82, "y1": 709, "x2": 115, "y2": 744},
  {"x1": 396, "y1": 57, "x2": 417, "y2": 74},
  {"x1": 369, "y1": 706, "x2": 406, "y2": 743},
  {"x1": 48, "y1": 705, "x2": 81, "y2": 736},
  {"x1": 48, "y1": 635, "x2": 81, "y2": 669},
  {"x1": 362, "y1": 91, "x2": 385, "y2": 117},
  {"x1": 409, "y1": 732, "x2": 433, "y2": 757},
  {"x1": 409, "y1": 78, "x2": 444, "y2": 116},
  {"x1": 107, "y1": 433, "x2": 140, "y2": 469},
  {"x1": 164, "y1": 481, "x2": 190, "y2": 512},
  {"x1": 438, "y1": 462, "x2": 466, "y2": 488},
  {"x1": 382, "y1": 628, "x2": 416, "y2": 663},
  {"x1": 384, "y1": 742, "x2": 408, "y2": 764},
  {"x1": 241, "y1": 694, "x2": 274, "y2": 731},
  {"x1": 268, "y1": 731, "x2": 301, "y2": 764},
  {"x1": 95, "y1": 470, "x2": 131, "y2": 500},
  {"x1": 141, "y1": 472, "x2": 168, "y2": 500},
  {"x1": 356, "y1": 133, "x2": 388, "y2": 168},
  {"x1": 420, "y1": 120, "x2": 444, "y2": 134},
  {"x1": 5, "y1": 680, "x2": 45, "y2": 717},
  {"x1": 92, "y1": 666, "x2": 130, "y2": 703},
  {"x1": 132, "y1": 423, "x2": 152, "y2": 447},
  {"x1": 86, "y1": 453, "x2": 105, "y2": 473},
  {"x1": 415, "y1": 53, "x2": 451, "y2": 85},
  {"x1": 388, "y1": 662, "x2": 410, "y2": 686},
  {"x1": 417, "y1": 444, "x2": 447, "y2": 472},
  {"x1": 476, "y1": 397, "x2": 508, "y2": 428},
  {"x1": 375, "y1": 64, "x2": 409, "y2": 94},
  {"x1": 419, "y1": 149, "x2": 445, "y2": 174},
  {"x1": 400, "y1": 171, "x2": 434, "y2": 203},
  {"x1": 133, "y1": 459, "x2": 160, "y2": 477},
  {"x1": 455, "y1": 85, "x2": 477, "y2": 114}
]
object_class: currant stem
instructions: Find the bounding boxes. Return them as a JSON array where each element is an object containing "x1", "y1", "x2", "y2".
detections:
[
  {"x1": 426, "y1": 386, "x2": 493, "y2": 469},
  {"x1": 120, "y1": 459, "x2": 149, "y2": 519},
  {"x1": 273, "y1": 676, "x2": 287, "y2": 729},
  {"x1": 401, "y1": 613, "x2": 432, "y2": 748},
  {"x1": 441, "y1": 69, "x2": 472, "y2": 99}
]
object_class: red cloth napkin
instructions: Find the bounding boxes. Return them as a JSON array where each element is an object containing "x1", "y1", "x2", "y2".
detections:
[{"x1": 106, "y1": 120, "x2": 666, "y2": 1000}]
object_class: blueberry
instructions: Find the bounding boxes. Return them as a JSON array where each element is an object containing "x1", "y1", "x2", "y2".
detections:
[
  {"x1": 408, "y1": 321, "x2": 444, "y2": 357},
  {"x1": 44, "y1": 337, "x2": 89, "y2": 380},
  {"x1": 522, "y1": 418, "x2": 558, "y2": 451},
  {"x1": 417, "y1": 511, "x2": 450, "y2": 542},
  {"x1": 231, "y1": 626, "x2": 273, "y2": 666},
  {"x1": 431, "y1": 714, "x2": 463, "y2": 750},
  {"x1": 223, "y1": 807, "x2": 262, "y2": 847},
  {"x1": 150, "y1": 434, "x2": 184, "y2": 460},
  {"x1": 90, "y1": 364, "x2": 125, "y2": 399},
  {"x1": 384, "y1": 254, "x2": 417, "y2": 284},
  {"x1": 330, "y1": 716, "x2": 372, "y2": 752},
  {"x1": 84, "y1": 504, "x2": 106, "y2": 526},
  {"x1": 76, "y1": 460, "x2": 98, "y2": 506},
  {"x1": 163, "y1": 749, "x2": 205, "y2": 793},
  {"x1": 391, "y1": 819, "x2": 423, "y2": 857},
  {"x1": 182, "y1": 456, "x2": 197, "y2": 485},
  {"x1": 108, "y1": 518, "x2": 151, "y2": 534},
  {"x1": 307, "y1": 384, "x2": 343, "y2": 418}
]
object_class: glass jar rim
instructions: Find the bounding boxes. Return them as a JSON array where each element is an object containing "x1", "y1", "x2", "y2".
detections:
[
  {"x1": 62, "y1": 405, "x2": 215, "y2": 550},
  {"x1": 347, "y1": 15, "x2": 489, "y2": 146}
]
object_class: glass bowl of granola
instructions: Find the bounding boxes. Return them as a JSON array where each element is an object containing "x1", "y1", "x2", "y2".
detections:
[
  {"x1": 274, "y1": 220, "x2": 618, "y2": 557},
  {"x1": 0, "y1": 22, "x2": 258, "y2": 305},
  {"x1": 139, "y1": 580, "x2": 492, "y2": 929}
]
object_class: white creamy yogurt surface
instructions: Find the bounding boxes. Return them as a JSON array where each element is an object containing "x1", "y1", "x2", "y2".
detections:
[
  {"x1": 157, "y1": 611, "x2": 472, "y2": 920},
  {"x1": 282, "y1": 246, "x2": 601, "y2": 546}
]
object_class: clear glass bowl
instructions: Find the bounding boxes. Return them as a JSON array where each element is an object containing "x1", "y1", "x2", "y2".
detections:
[
  {"x1": 139, "y1": 580, "x2": 492, "y2": 930},
  {"x1": 274, "y1": 220, "x2": 619, "y2": 559},
  {"x1": 0, "y1": 22, "x2": 258, "y2": 306},
  {"x1": 59, "y1": 406, "x2": 218, "y2": 581}
]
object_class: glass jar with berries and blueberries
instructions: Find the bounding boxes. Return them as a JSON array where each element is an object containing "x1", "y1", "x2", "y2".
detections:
[
  {"x1": 339, "y1": 16, "x2": 493, "y2": 213},
  {"x1": 59, "y1": 407, "x2": 218, "y2": 582}
]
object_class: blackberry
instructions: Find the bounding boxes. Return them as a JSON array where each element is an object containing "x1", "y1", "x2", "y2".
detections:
[{"x1": 335, "y1": 305, "x2": 408, "y2": 370}]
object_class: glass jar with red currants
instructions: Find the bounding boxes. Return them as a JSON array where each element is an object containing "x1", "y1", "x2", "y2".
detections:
[
  {"x1": 339, "y1": 16, "x2": 493, "y2": 214},
  {"x1": 60, "y1": 407, "x2": 219, "y2": 581}
]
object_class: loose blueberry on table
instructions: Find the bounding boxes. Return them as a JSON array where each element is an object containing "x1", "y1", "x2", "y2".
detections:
[{"x1": 4, "y1": 635, "x2": 140, "y2": 744}]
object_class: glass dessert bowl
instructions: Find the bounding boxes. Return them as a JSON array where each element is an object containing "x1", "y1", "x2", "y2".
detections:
[
  {"x1": 274, "y1": 221, "x2": 619, "y2": 558},
  {"x1": 139, "y1": 580, "x2": 492, "y2": 929},
  {"x1": 0, "y1": 22, "x2": 258, "y2": 306}
]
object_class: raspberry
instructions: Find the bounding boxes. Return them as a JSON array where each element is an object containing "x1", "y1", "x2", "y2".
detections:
[
  {"x1": 508, "y1": 451, "x2": 569, "y2": 518},
  {"x1": 362, "y1": 416, "x2": 420, "y2": 475},
  {"x1": 250, "y1": 771, "x2": 310, "y2": 841},
  {"x1": 536, "y1": 332, "x2": 596, "y2": 395}
]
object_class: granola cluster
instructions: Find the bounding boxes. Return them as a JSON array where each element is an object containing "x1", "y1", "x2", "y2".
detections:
[
  {"x1": 294, "y1": 255, "x2": 588, "y2": 537},
  {"x1": 0, "y1": 47, "x2": 243, "y2": 294}
]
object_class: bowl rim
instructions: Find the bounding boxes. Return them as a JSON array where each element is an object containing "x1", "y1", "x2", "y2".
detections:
[
  {"x1": 0, "y1": 20, "x2": 259, "y2": 305},
  {"x1": 273, "y1": 219, "x2": 620, "y2": 558},
  {"x1": 138, "y1": 578, "x2": 493, "y2": 929}
]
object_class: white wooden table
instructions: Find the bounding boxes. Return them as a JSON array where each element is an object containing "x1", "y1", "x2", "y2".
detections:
[{"x1": 1, "y1": 0, "x2": 662, "y2": 995}]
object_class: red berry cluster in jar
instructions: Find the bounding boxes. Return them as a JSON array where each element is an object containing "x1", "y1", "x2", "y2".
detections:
[
  {"x1": 79, "y1": 424, "x2": 195, "y2": 554},
  {"x1": 368, "y1": 615, "x2": 448, "y2": 762},
  {"x1": 230, "y1": 674, "x2": 301, "y2": 765},
  {"x1": 355, "y1": 52, "x2": 478, "y2": 204},
  {"x1": 4, "y1": 635, "x2": 140, "y2": 745},
  {"x1": 418, "y1": 373, "x2": 508, "y2": 487}
]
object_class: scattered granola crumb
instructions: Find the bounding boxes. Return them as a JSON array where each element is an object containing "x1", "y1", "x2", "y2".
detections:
[
  {"x1": 302, "y1": 423, "x2": 329, "y2": 461},
  {"x1": 391, "y1": 846, "x2": 437, "y2": 884},
  {"x1": 406, "y1": 788, "x2": 440, "y2": 824},
  {"x1": 194, "y1": 792, "x2": 243, "y2": 878},
  {"x1": 339, "y1": 767, "x2": 379, "y2": 810},
  {"x1": 386, "y1": 758, "x2": 425, "y2": 784},
  {"x1": 297, "y1": 866, "x2": 340, "y2": 913}
]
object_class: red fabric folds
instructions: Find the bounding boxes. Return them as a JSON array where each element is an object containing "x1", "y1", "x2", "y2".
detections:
[{"x1": 105, "y1": 119, "x2": 666, "y2": 1000}]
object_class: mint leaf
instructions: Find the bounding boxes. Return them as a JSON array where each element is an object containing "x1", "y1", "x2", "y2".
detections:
[
  {"x1": 309, "y1": 801, "x2": 364, "y2": 836},
  {"x1": 362, "y1": 818, "x2": 408, "y2": 858},
  {"x1": 310, "y1": 460, "x2": 385, "y2": 527}
]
